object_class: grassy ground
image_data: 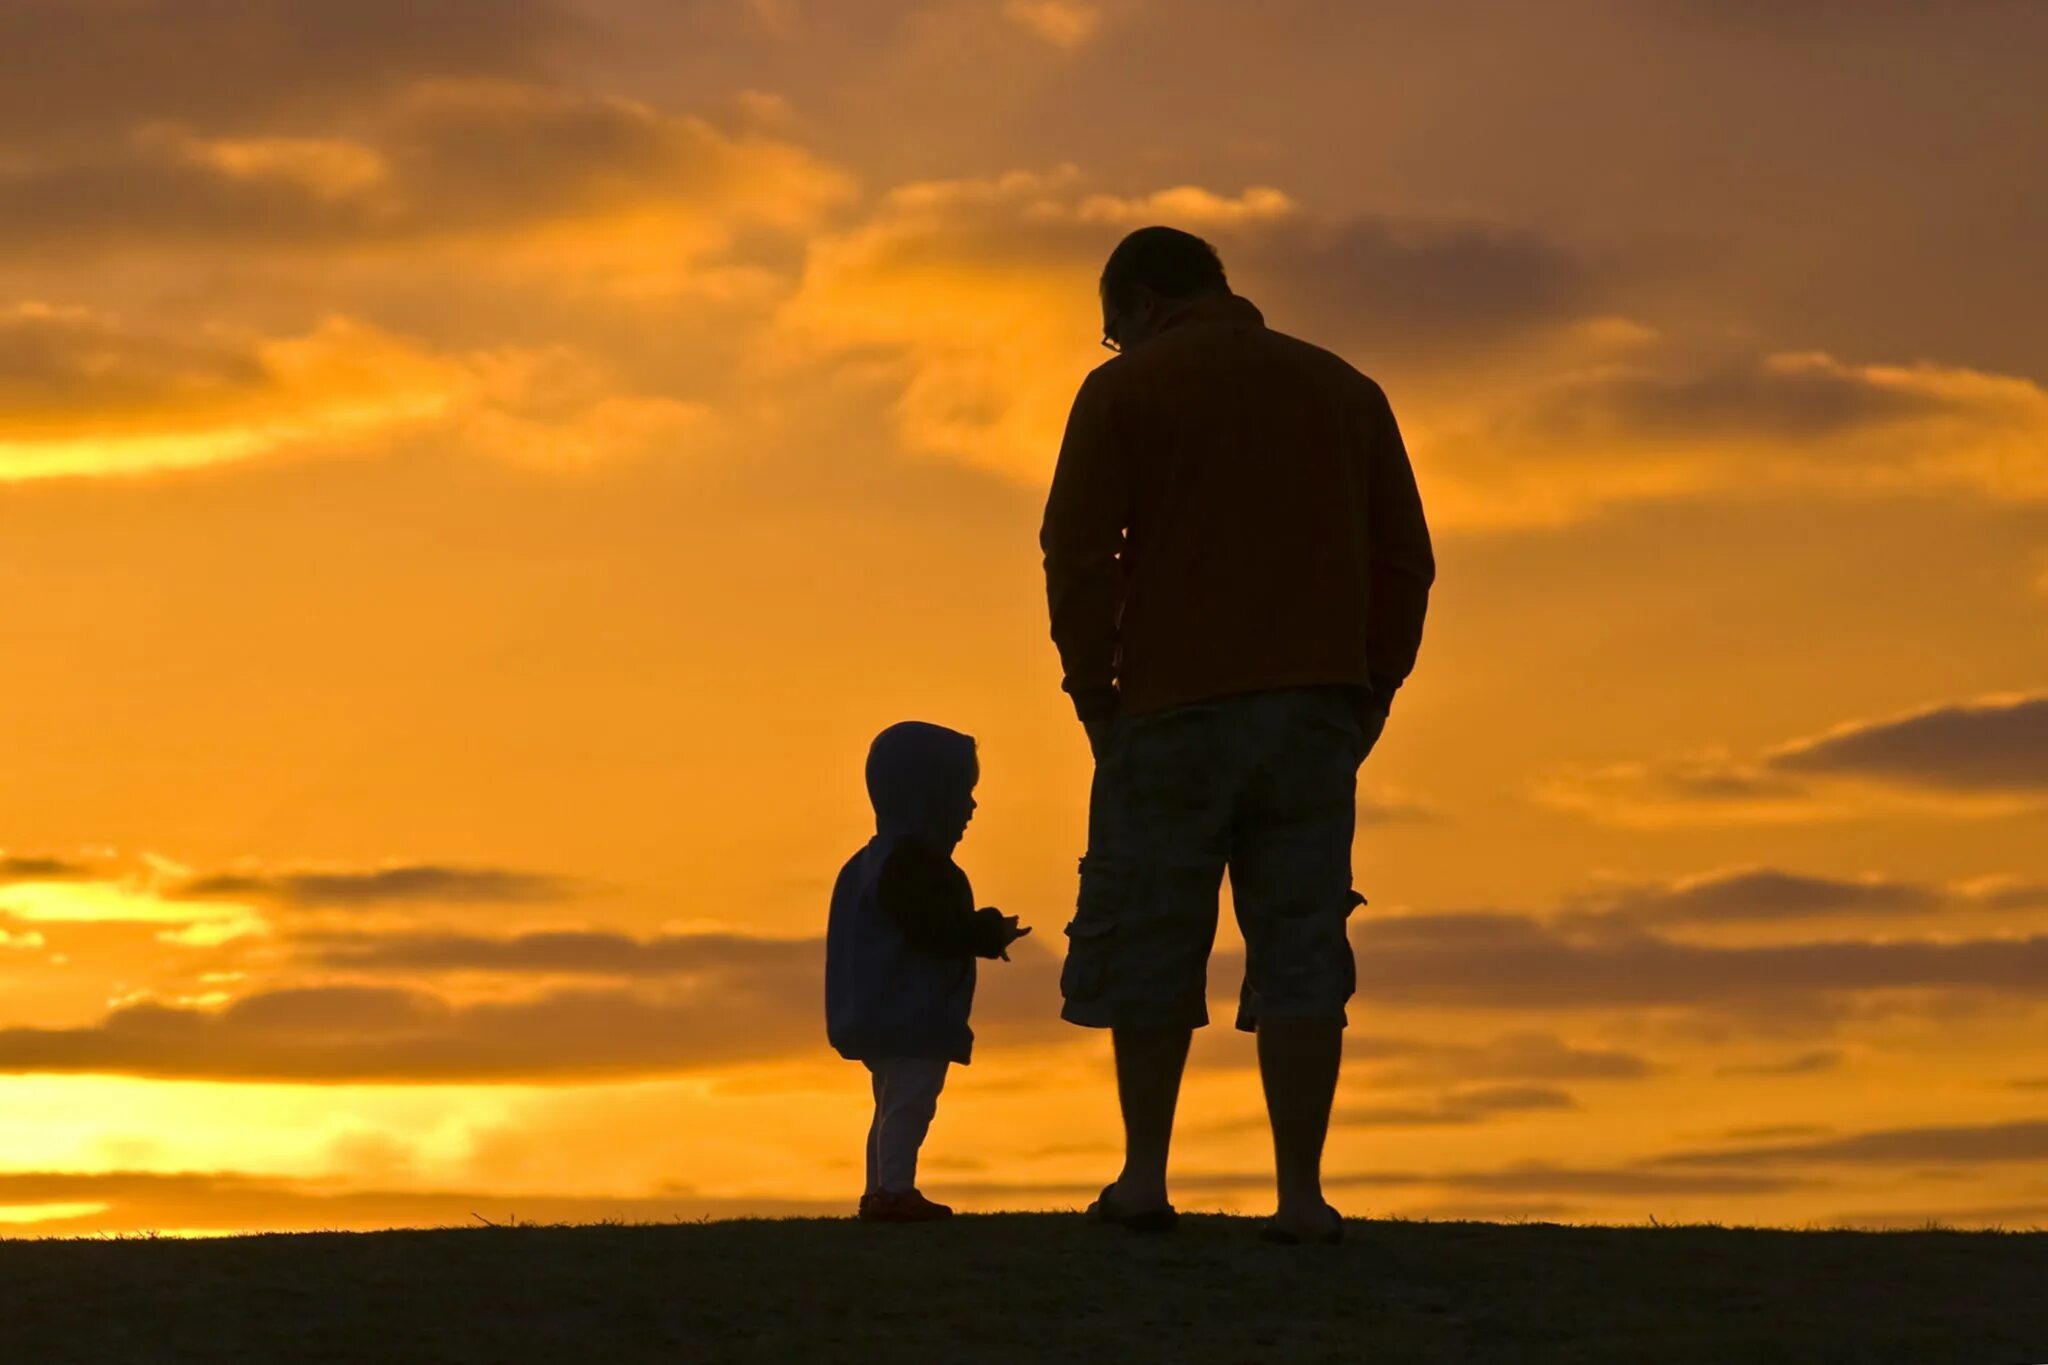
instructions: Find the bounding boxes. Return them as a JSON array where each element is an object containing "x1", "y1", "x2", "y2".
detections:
[{"x1": 2, "y1": 1213, "x2": 2044, "y2": 1364}]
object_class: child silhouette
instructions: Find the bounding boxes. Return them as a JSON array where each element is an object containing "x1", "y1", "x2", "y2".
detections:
[{"x1": 825, "y1": 721, "x2": 1029, "y2": 1222}]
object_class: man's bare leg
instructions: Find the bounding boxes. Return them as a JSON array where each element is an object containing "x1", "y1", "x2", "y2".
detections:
[
  {"x1": 1110, "y1": 1025, "x2": 1192, "y2": 1210},
  {"x1": 1258, "y1": 1016, "x2": 1343, "y2": 1233}
]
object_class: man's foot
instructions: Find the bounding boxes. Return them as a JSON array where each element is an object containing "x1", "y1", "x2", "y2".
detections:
[
  {"x1": 1086, "y1": 1182, "x2": 1178, "y2": 1233},
  {"x1": 859, "y1": 1188, "x2": 954, "y2": 1223},
  {"x1": 1260, "y1": 1203, "x2": 1344, "y2": 1245}
]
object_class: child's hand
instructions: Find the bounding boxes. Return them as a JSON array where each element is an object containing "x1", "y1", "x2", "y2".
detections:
[{"x1": 996, "y1": 912, "x2": 1031, "y2": 960}]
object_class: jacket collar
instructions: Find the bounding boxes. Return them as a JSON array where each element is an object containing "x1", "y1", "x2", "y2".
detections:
[{"x1": 1154, "y1": 291, "x2": 1265, "y2": 336}]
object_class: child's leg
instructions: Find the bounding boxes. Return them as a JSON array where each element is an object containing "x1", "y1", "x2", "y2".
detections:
[
  {"x1": 871, "y1": 1057, "x2": 950, "y2": 1194},
  {"x1": 864, "y1": 1062, "x2": 887, "y2": 1197}
]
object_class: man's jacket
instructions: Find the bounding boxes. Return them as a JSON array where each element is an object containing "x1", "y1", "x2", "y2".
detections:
[{"x1": 1041, "y1": 292, "x2": 1435, "y2": 722}]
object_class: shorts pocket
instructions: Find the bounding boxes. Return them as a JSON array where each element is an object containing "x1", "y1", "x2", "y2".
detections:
[
  {"x1": 1060, "y1": 916, "x2": 1118, "y2": 1002},
  {"x1": 1061, "y1": 856, "x2": 1125, "y2": 1002}
]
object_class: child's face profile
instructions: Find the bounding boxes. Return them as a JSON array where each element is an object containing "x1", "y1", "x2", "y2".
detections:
[{"x1": 936, "y1": 763, "x2": 979, "y2": 847}]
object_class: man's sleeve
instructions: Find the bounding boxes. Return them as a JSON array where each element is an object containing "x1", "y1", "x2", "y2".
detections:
[
  {"x1": 1040, "y1": 369, "x2": 1130, "y2": 725},
  {"x1": 1363, "y1": 382, "x2": 1435, "y2": 707},
  {"x1": 877, "y1": 841, "x2": 1009, "y2": 959}
]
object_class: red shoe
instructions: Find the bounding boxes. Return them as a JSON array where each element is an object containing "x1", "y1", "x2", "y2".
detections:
[{"x1": 859, "y1": 1189, "x2": 953, "y2": 1223}]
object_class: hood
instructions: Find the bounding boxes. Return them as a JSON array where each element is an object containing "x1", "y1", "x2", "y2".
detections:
[{"x1": 865, "y1": 721, "x2": 978, "y2": 847}]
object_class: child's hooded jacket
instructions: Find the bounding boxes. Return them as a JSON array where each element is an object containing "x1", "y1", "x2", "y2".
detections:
[{"x1": 826, "y1": 722, "x2": 1010, "y2": 1063}]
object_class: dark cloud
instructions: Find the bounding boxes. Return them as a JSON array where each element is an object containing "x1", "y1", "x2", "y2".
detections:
[
  {"x1": 1356, "y1": 791, "x2": 1439, "y2": 826},
  {"x1": 1965, "y1": 879, "x2": 2048, "y2": 912},
  {"x1": 945, "y1": 1163, "x2": 1803, "y2": 1200},
  {"x1": 1204, "y1": 1083, "x2": 1575, "y2": 1134},
  {"x1": 1664, "y1": 0, "x2": 2044, "y2": 35},
  {"x1": 304, "y1": 927, "x2": 1068, "y2": 1039},
  {"x1": 1435, "y1": 1032, "x2": 1654, "y2": 1081},
  {"x1": 1546, "y1": 696, "x2": 2048, "y2": 825},
  {"x1": 1567, "y1": 868, "x2": 1942, "y2": 929},
  {"x1": 0, "y1": 82, "x2": 844, "y2": 255},
  {"x1": 1367, "y1": 1031, "x2": 1656, "y2": 1086},
  {"x1": 361, "y1": 80, "x2": 831, "y2": 229},
  {"x1": 1657, "y1": 1118, "x2": 2048, "y2": 1168},
  {"x1": 0, "y1": 0, "x2": 573, "y2": 145},
  {"x1": 1417, "y1": 1164, "x2": 1804, "y2": 1197},
  {"x1": 1522, "y1": 354, "x2": 1951, "y2": 446},
  {"x1": 1651, "y1": 765, "x2": 1807, "y2": 801},
  {"x1": 308, "y1": 928, "x2": 809, "y2": 975},
  {"x1": 1720, "y1": 1124, "x2": 1834, "y2": 1141},
  {"x1": 0, "y1": 929, "x2": 1068, "y2": 1080},
  {"x1": 1185, "y1": 1026, "x2": 1658, "y2": 1082},
  {"x1": 0, "y1": 1170, "x2": 832, "y2": 1236},
  {"x1": 1231, "y1": 216, "x2": 1599, "y2": 360},
  {"x1": 0, "y1": 304, "x2": 277, "y2": 435},
  {"x1": 1538, "y1": 756, "x2": 1813, "y2": 823},
  {"x1": 0, "y1": 982, "x2": 818, "y2": 1082},
  {"x1": 0, "y1": 852, "x2": 95, "y2": 881},
  {"x1": 1331, "y1": 1084, "x2": 1577, "y2": 1128},
  {"x1": 182, "y1": 863, "x2": 578, "y2": 908},
  {"x1": 1715, "y1": 1049, "x2": 1843, "y2": 1077},
  {"x1": 1767, "y1": 693, "x2": 2048, "y2": 792},
  {"x1": 1351, "y1": 912, "x2": 2048, "y2": 1010},
  {"x1": 0, "y1": 151, "x2": 380, "y2": 252}
]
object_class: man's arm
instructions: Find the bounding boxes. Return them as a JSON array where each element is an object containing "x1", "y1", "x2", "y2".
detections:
[
  {"x1": 1040, "y1": 368, "x2": 1130, "y2": 726},
  {"x1": 1362, "y1": 382, "x2": 1435, "y2": 709}
]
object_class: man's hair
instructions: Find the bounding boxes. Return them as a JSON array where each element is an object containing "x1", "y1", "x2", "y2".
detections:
[{"x1": 1099, "y1": 226, "x2": 1228, "y2": 314}]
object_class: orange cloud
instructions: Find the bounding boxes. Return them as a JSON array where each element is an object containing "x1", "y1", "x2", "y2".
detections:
[
  {"x1": 1427, "y1": 350, "x2": 2048, "y2": 529},
  {"x1": 0, "y1": 306, "x2": 462, "y2": 480},
  {"x1": 773, "y1": 168, "x2": 1594, "y2": 480},
  {"x1": 1004, "y1": 1, "x2": 1103, "y2": 49},
  {"x1": 770, "y1": 170, "x2": 1105, "y2": 477},
  {"x1": 0, "y1": 304, "x2": 712, "y2": 481}
]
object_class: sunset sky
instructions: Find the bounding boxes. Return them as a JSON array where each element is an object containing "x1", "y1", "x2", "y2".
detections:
[{"x1": 2, "y1": 0, "x2": 2046, "y2": 1236}]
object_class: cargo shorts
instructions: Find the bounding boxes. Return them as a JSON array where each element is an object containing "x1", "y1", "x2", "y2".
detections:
[{"x1": 1059, "y1": 686, "x2": 1380, "y2": 1032}]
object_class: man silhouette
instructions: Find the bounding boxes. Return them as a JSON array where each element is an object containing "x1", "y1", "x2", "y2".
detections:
[{"x1": 1042, "y1": 226, "x2": 1434, "y2": 1243}]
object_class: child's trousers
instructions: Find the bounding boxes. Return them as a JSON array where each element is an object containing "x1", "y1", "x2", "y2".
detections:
[{"x1": 863, "y1": 1057, "x2": 950, "y2": 1194}]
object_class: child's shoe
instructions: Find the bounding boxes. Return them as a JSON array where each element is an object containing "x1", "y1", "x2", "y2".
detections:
[{"x1": 859, "y1": 1188, "x2": 953, "y2": 1222}]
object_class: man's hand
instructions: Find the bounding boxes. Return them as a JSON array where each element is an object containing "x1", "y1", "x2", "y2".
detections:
[
  {"x1": 1358, "y1": 701, "x2": 1388, "y2": 761},
  {"x1": 1351, "y1": 685, "x2": 1391, "y2": 761}
]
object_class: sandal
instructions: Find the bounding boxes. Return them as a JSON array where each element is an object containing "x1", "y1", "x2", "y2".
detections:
[{"x1": 1086, "y1": 1182, "x2": 1179, "y2": 1233}]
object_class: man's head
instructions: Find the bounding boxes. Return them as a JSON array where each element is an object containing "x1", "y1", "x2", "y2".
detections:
[{"x1": 1099, "y1": 226, "x2": 1229, "y2": 354}]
